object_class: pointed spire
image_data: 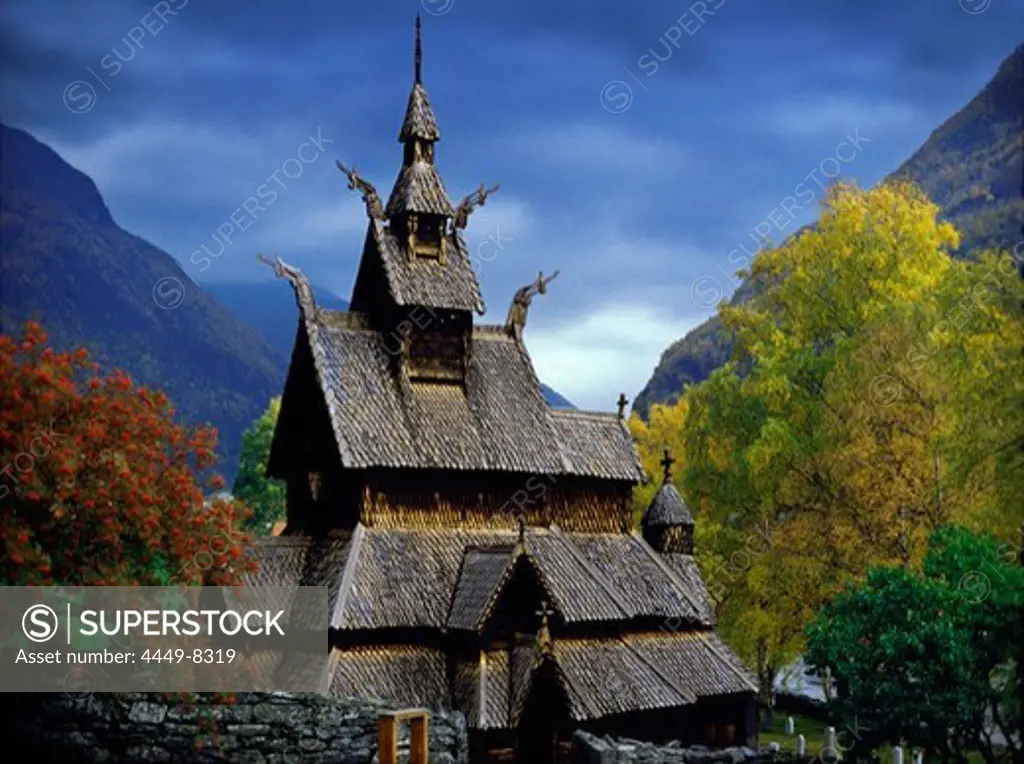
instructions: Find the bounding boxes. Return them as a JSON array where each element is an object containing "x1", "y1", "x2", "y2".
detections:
[
  {"x1": 414, "y1": 13, "x2": 422, "y2": 85},
  {"x1": 399, "y1": 15, "x2": 440, "y2": 144}
]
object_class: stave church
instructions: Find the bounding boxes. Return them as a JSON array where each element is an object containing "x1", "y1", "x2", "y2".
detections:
[{"x1": 250, "y1": 16, "x2": 758, "y2": 763}]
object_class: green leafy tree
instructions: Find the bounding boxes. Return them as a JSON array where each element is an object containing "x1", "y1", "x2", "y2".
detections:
[
  {"x1": 232, "y1": 397, "x2": 286, "y2": 535},
  {"x1": 805, "y1": 525, "x2": 1024, "y2": 764},
  {"x1": 636, "y1": 181, "x2": 1022, "y2": 724}
]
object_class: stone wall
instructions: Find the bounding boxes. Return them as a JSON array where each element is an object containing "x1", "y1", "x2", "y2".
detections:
[
  {"x1": 8, "y1": 692, "x2": 469, "y2": 763},
  {"x1": 571, "y1": 730, "x2": 814, "y2": 764}
]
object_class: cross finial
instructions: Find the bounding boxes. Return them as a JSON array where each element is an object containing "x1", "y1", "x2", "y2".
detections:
[
  {"x1": 535, "y1": 600, "x2": 554, "y2": 621},
  {"x1": 660, "y1": 448, "x2": 675, "y2": 483},
  {"x1": 617, "y1": 393, "x2": 628, "y2": 420},
  {"x1": 414, "y1": 14, "x2": 422, "y2": 85},
  {"x1": 535, "y1": 599, "x2": 554, "y2": 652}
]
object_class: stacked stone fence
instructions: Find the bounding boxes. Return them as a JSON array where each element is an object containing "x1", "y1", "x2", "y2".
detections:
[
  {"x1": 571, "y1": 730, "x2": 816, "y2": 764},
  {"x1": 6, "y1": 692, "x2": 468, "y2": 763}
]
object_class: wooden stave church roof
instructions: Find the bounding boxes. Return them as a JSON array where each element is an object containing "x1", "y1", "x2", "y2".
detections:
[
  {"x1": 244, "y1": 531, "x2": 756, "y2": 729},
  {"x1": 276, "y1": 304, "x2": 644, "y2": 481},
  {"x1": 361, "y1": 219, "x2": 484, "y2": 313},
  {"x1": 320, "y1": 631, "x2": 758, "y2": 730},
  {"x1": 246, "y1": 527, "x2": 715, "y2": 632}
]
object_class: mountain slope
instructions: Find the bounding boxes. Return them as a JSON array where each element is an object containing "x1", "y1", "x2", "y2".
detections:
[
  {"x1": 0, "y1": 124, "x2": 285, "y2": 482},
  {"x1": 205, "y1": 280, "x2": 349, "y2": 364},
  {"x1": 635, "y1": 43, "x2": 1023, "y2": 415}
]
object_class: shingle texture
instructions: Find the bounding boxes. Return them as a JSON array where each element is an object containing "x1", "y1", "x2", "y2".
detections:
[
  {"x1": 553, "y1": 631, "x2": 759, "y2": 722},
  {"x1": 386, "y1": 161, "x2": 455, "y2": 218},
  {"x1": 371, "y1": 220, "x2": 484, "y2": 312},
  {"x1": 305, "y1": 310, "x2": 644, "y2": 480},
  {"x1": 447, "y1": 547, "x2": 519, "y2": 630},
  {"x1": 399, "y1": 82, "x2": 441, "y2": 142},
  {"x1": 642, "y1": 482, "x2": 695, "y2": 527},
  {"x1": 247, "y1": 527, "x2": 713, "y2": 631}
]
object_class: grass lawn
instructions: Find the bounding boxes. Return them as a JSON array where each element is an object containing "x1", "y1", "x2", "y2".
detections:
[{"x1": 759, "y1": 713, "x2": 833, "y2": 756}]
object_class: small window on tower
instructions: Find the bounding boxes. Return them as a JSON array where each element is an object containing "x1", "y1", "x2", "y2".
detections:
[
  {"x1": 414, "y1": 216, "x2": 442, "y2": 260},
  {"x1": 407, "y1": 328, "x2": 465, "y2": 382}
]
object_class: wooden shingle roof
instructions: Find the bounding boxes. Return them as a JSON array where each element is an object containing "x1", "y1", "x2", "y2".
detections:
[
  {"x1": 642, "y1": 482, "x2": 694, "y2": 528},
  {"x1": 399, "y1": 82, "x2": 441, "y2": 142},
  {"x1": 329, "y1": 645, "x2": 449, "y2": 709},
  {"x1": 304, "y1": 309, "x2": 644, "y2": 480},
  {"x1": 551, "y1": 630, "x2": 758, "y2": 722},
  {"x1": 622, "y1": 631, "x2": 759, "y2": 698},
  {"x1": 550, "y1": 410, "x2": 645, "y2": 481},
  {"x1": 453, "y1": 650, "x2": 514, "y2": 730},
  {"x1": 370, "y1": 220, "x2": 484, "y2": 312},
  {"x1": 243, "y1": 536, "x2": 313, "y2": 589},
  {"x1": 447, "y1": 546, "x2": 519, "y2": 631},
  {"x1": 260, "y1": 526, "x2": 713, "y2": 631},
  {"x1": 554, "y1": 637, "x2": 696, "y2": 720},
  {"x1": 385, "y1": 161, "x2": 454, "y2": 218}
]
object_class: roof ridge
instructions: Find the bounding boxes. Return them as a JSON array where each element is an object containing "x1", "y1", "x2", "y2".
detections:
[
  {"x1": 471, "y1": 546, "x2": 526, "y2": 630},
  {"x1": 548, "y1": 525, "x2": 633, "y2": 619},
  {"x1": 316, "y1": 310, "x2": 371, "y2": 331},
  {"x1": 473, "y1": 324, "x2": 514, "y2": 337},
  {"x1": 629, "y1": 530, "x2": 708, "y2": 624},
  {"x1": 549, "y1": 409, "x2": 618, "y2": 420},
  {"x1": 332, "y1": 523, "x2": 366, "y2": 628},
  {"x1": 303, "y1": 309, "x2": 357, "y2": 467}
]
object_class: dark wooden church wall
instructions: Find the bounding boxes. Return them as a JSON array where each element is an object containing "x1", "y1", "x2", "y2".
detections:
[
  {"x1": 578, "y1": 692, "x2": 756, "y2": 747},
  {"x1": 360, "y1": 470, "x2": 632, "y2": 530},
  {"x1": 270, "y1": 326, "x2": 354, "y2": 533}
]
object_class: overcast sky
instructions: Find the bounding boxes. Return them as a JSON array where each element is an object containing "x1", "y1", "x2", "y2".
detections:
[{"x1": 2, "y1": 0, "x2": 1021, "y2": 409}]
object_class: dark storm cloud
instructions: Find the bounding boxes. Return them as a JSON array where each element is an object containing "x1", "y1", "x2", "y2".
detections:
[{"x1": 1, "y1": 0, "x2": 1021, "y2": 406}]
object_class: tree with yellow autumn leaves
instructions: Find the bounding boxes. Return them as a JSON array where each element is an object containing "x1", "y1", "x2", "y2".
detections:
[{"x1": 630, "y1": 181, "x2": 1024, "y2": 721}]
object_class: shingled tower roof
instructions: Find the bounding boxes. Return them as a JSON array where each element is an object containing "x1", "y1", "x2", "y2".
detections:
[
  {"x1": 642, "y1": 450, "x2": 695, "y2": 555},
  {"x1": 386, "y1": 15, "x2": 454, "y2": 218},
  {"x1": 644, "y1": 483, "x2": 694, "y2": 528},
  {"x1": 642, "y1": 449, "x2": 694, "y2": 529}
]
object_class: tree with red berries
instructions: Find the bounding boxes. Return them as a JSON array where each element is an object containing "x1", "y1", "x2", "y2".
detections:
[{"x1": 1, "y1": 321, "x2": 255, "y2": 586}]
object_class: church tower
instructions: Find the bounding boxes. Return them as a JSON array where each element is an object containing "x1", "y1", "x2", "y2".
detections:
[
  {"x1": 346, "y1": 15, "x2": 486, "y2": 385},
  {"x1": 387, "y1": 14, "x2": 452, "y2": 262},
  {"x1": 642, "y1": 449, "x2": 695, "y2": 554}
]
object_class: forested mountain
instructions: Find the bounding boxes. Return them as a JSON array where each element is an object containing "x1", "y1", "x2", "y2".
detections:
[
  {"x1": 0, "y1": 124, "x2": 285, "y2": 482},
  {"x1": 635, "y1": 43, "x2": 1023, "y2": 415}
]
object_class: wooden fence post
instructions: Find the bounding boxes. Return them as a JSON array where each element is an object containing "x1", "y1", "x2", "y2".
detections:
[
  {"x1": 410, "y1": 712, "x2": 429, "y2": 764},
  {"x1": 378, "y1": 708, "x2": 429, "y2": 764},
  {"x1": 378, "y1": 714, "x2": 398, "y2": 764}
]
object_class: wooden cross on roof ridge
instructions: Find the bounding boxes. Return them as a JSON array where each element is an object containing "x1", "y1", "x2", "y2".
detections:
[
  {"x1": 660, "y1": 448, "x2": 675, "y2": 483},
  {"x1": 535, "y1": 599, "x2": 554, "y2": 620},
  {"x1": 616, "y1": 393, "x2": 628, "y2": 420}
]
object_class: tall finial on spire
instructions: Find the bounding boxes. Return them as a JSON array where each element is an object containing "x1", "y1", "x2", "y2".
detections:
[{"x1": 414, "y1": 13, "x2": 423, "y2": 85}]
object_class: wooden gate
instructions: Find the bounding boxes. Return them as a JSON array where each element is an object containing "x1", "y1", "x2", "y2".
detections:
[{"x1": 378, "y1": 707, "x2": 430, "y2": 764}]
